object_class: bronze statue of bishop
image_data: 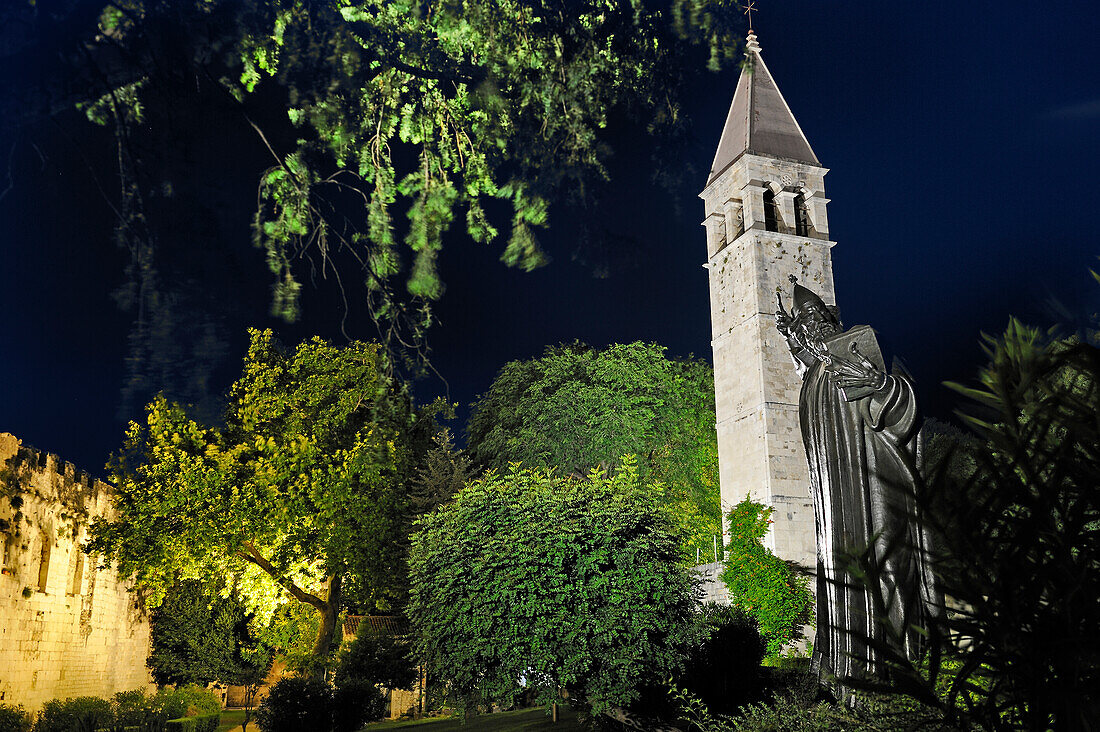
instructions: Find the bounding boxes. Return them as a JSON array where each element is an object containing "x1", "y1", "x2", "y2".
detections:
[{"x1": 776, "y1": 276, "x2": 941, "y2": 689}]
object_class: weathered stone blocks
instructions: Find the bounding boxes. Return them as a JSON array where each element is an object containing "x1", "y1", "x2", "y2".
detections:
[
  {"x1": 0, "y1": 433, "x2": 153, "y2": 711},
  {"x1": 702, "y1": 153, "x2": 835, "y2": 573}
]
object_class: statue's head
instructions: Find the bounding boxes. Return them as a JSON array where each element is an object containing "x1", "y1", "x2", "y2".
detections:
[{"x1": 789, "y1": 276, "x2": 840, "y2": 339}]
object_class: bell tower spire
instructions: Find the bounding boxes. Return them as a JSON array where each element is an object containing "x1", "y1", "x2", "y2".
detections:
[
  {"x1": 709, "y1": 31, "x2": 820, "y2": 186},
  {"x1": 700, "y1": 30, "x2": 835, "y2": 569}
]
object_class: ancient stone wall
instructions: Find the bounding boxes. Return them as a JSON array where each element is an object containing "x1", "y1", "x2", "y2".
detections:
[
  {"x1": 0, "y1": 433, "x2": 154, "y2": 712},
  {"x1": 694, "y1": 561, "x2": 730, "y2": 606}
]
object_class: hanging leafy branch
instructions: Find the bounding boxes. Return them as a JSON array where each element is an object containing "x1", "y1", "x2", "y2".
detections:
[
  {"x1": 233, "y1": 0, "x2": 712, "y2": 363},
  {"x1": 1, "y1": 0, "x2": 745, "y2": 372}
]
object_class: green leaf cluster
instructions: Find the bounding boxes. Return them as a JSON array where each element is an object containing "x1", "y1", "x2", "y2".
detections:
[
  {"x1": 407, "y1": 460, "x2": 698, "y2": 716},
  {"x1": 720, "y1": 498, "x2": 813, "y2": 658},
  {"x1": 49, "y1": 0, "x2": 742, "y2": 364},
  {"x1": 238, "y1": 0, "x2": 692, "y2": 332},
  {"x1": 467, "y1": 341, "x2": 721, "y2": 560},
  {"x1": 148, "y1": 579, "x2": 272, "y2": 687}
]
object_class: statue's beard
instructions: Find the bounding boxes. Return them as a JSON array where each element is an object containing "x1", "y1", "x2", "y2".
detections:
[{"x1": 798, "y1": 317, "x2": 839, "y2": 347}]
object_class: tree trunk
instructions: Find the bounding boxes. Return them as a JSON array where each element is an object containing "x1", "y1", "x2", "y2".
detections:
[
  {"x1": 310, "y1": 574, "x2": 342, "y2": 678},
  {"x1": 237, "y1": 545, "x2": 344, "y2": 678}
]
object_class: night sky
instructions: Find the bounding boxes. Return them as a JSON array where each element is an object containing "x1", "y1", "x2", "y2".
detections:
[{"x1": 1, "y1": 1, "x2": 1098, "y2": 475}]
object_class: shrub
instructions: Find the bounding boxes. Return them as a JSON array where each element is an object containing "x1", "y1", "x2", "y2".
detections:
[
  {"x1": 0, "y1": 703, "x2": 32, "y2": 732},
  {"x1": 680, "y1": 604, "x2": 767, "y2": 716},
  {"x1": 720, "y1": 499, "x2": 813, "y2": 657},
  {"x1": 672, "y1": 678, "x2": 953, "y2": 732},
  {"x1": 332, "y1": 680, "x2": 385, "y2": 732},
  {"x1": 164, "y1": 713, "x2": 219, "y2": 732},
  {"x1": 33, "y1": 697, "x2": 113, "y2": 732},
  {"x1": 111, "y1": 689, "x2": 164, "y2": 730},
  {"x1": 729, "y1": 691, "x2": 952, "y2": 731},
  {"x1": 153, "y1": 686, "x2": 220, "y2": 720},
  {"x1": 164, "y1": 720, "x2": 195, "y2": 732},
  {"x1": 254, "y1": 678, "x2": 333, "y2": 732}
]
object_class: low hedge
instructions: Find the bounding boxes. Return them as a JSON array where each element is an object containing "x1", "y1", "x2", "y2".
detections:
[
  {"x1": 83, "y1": 712, "x2": 219, "y2": 732},
  {"x1": 28, "y1": 690, "x2": 220, "y2": 732}
]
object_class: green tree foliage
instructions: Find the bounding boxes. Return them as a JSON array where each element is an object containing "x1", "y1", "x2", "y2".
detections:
[
  {"x1": 848, "y1": 319, "x2": 1100, "y2": 730},
  {"x1": 406, "y1": 429, "x2": 472, "y2": 518},
  {"x1": 334, "y1": 626, "x2": 417, "y2": 691},
  {"x1": 148, "y1": 579, "x2": 272, "y2": 687},
  {"x1": 408, "y1": 460, "x2": 697, "y2": 716},
  {"x1": 467, "y1": 341, "x2": 721, "y2": 558},
  {"x1": 720, "y1": 498, "x2": 813, "y2": 658},
  {"x1": 0, "y1": 0, "x2": 745, "y2": 374},
  {"x1": 91, "y1": 328, "x2": 434, "y2": 671},
  {"x1": 0, "y1": 703, "x2": 32, "y2": 732}
]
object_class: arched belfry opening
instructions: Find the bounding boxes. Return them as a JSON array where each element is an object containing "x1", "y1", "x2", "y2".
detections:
[
  {"x1": 795, "y1": 193, "x2": 811, "y2": 237},
  {"x1": 763, "y1": 188, "x2": 780, "y2": 232}
]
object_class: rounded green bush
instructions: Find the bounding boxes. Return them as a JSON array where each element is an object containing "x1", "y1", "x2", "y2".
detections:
[
  {"x1": 332, "y1": 679, "x2": 385, "y2": 732},
  {"x1": 255, "y1": 678, "x2": 333, "y2": 732},
  {"x1": 0, "y1": 703, "x2": 32, "y2": 732},
  {"x1": 154, "y1": 685, "x2": 222, "y2": 720},
  {"x1": 32, "y1": 697, "x2": 113, "y2": 732}
]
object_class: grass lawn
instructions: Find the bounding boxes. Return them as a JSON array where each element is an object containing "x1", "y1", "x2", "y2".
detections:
[
  {"x1": 215, "y1": 709, "x2": 252, "y2": 732},
  {"x1": 362, "y1": 706, "x2": 584, "y2": 731}
]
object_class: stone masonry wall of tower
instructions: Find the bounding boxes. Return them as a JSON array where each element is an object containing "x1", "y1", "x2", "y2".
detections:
[{"x1": 700, "y1": 33, "x2": 836, "y2": 571}]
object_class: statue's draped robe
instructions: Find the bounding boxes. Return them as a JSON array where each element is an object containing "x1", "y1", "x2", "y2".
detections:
[{"x1": 796, "y1": 351, "x2": 940, "y2": 684}]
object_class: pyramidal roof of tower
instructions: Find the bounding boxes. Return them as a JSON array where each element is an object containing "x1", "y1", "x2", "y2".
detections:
[{"x1": 707, "y1": 31, "x2": 820, "y2": 185}]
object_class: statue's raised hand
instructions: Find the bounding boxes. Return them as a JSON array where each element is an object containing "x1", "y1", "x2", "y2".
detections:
[
  {"x1": 828, "y1": 342, "x2": 888, "y2": 391},
  {"x1": 775, "y1": 291, "x2": 793, "y2": 337},
  {"x1": 776, "y1": 310, "x2": 793, "y2": 337}
]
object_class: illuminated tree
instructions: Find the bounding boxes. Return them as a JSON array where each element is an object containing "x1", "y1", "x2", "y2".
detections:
[{"x1": 91, "y1": 329, "x2": 433, "y2": 670}]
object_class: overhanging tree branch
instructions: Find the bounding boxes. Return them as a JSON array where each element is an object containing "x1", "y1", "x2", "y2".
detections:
[{"x1": 238, "y1": 541, "x2": 327, "y2": 611}]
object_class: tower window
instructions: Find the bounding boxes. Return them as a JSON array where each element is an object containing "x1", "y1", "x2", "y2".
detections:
[
  {"x1": 763, "y1": 189, "x2": 779, "y2": 232},
  {"x1": 67, "y1": 550, "x2": 85, "y2": 596},
  {"x1": 1, "y1": 533, "x2": 14, "y2": 576},
  {"x1": 795, "y1": 194, "x2": 811, "y2": 236},
  {"x1": 37, "y1": 540, "x2": 51, "y2": 593}
]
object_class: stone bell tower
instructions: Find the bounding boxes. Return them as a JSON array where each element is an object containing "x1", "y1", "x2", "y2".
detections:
[{"x1": 701, "y1": 31, "x2": 836, "y2": 569}]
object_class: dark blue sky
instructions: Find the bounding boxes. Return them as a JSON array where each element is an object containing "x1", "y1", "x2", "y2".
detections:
[{"x1": 1, "y1": 1, "x2": 1098, "y2": 473}]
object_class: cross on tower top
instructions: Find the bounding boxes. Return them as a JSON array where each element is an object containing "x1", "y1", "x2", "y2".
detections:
[{"x1": 743, "y1": 0, "x2": 757, "y2": 32}]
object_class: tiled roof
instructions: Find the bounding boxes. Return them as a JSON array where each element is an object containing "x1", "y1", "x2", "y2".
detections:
[{"x1": 343, "y1": 615, "x2": 408, "y2": 638}]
